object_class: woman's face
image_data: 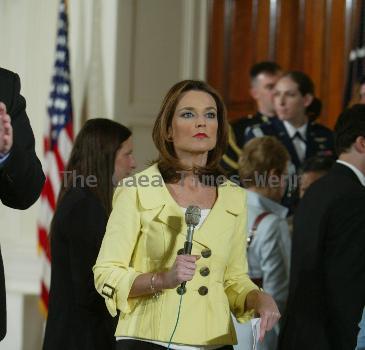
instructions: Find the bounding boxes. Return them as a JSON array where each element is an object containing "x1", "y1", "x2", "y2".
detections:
[
  {"x1": 273, "y1": 77, "x2": 312, "y2": 122},
  {"x1": 168, "y1": 90, "x2": 218, "y2": 158},
  {"x1": 113, "y1": 136, "x2": 136, "y2": 183}
]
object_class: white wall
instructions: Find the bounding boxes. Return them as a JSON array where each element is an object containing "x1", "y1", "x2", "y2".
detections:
[
  {"x1": 115, "y1": 0, "x2": 208, "y2": 170},
  {"x1": 0, "y1": 0, "x2": 208, "y2": 348}
]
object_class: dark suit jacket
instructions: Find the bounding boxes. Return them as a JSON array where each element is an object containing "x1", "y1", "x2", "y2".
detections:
[
  {"x1": 43, "y1": 187, "x2": 117, "y2": 350},
  {"x1": 279, "y1": 163, "x2": 365, "y2": 350},
  {"x1": 0, "y1": 68, "x2": 45, "y2": 340}
]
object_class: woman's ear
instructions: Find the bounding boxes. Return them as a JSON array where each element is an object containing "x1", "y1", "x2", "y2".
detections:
[{"x1": 303, "y1": 94, "x2": 314, "y2": 108}]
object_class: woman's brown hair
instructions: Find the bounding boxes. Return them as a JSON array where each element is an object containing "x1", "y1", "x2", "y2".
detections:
[
  {"x1": 239, "y1": 136, "x2": 289, "y2": 188},
  {"x1": 152, "y1": 80, "x2": 228, "y2": 183},
  {"x1": 57, "y1": 118, "x2": 132, "y2": 216}
]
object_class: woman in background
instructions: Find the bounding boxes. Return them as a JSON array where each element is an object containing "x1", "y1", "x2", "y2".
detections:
[
  {"x1": 234, "y1": 136, "x2": 291, "y2": 350},
  {"x1": 43, "y1": 118, "x2": 136, "y2": 350}
]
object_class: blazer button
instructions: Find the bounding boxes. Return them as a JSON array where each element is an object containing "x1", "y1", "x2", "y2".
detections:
[
  {"x1": 201, "y1": 248, "x2": 211, "y2": 258},
  {"x1": 198, "y1": 286, "x2": 208, "y2": 295},
  {"x1": 200, "y1": 267, "x2": 210, "y2": 277},
  {"x1": 177, "y1": 248, "x2": 184, "y2": 255}
]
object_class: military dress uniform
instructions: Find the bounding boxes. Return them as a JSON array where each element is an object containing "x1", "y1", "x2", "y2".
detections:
[
  {"x1": 221, "y1": 113, "x2": 273, "y2": 178},
  {"x1": 245, "y1": 116, "x2": 335, "y2": 170},
  {"x1": 245, "y1": 116, "x2": 335, "y2": 210}
]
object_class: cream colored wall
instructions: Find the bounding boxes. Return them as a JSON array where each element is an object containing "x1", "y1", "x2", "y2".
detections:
[
  {"x1": 115, "y1": 0, "x2": 208, "y2": 170},
  {"x1": 0, "y1": 0, "x2": 208, "y2": 349}
]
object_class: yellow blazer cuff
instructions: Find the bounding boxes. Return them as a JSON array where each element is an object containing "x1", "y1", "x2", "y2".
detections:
[{"x1": 96, "y1": 266, "x2": 142, "y2": 317}]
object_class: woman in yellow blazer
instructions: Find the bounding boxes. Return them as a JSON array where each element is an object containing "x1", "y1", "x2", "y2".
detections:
[{"x1": 93, "y1": 80, "x2": 280, "y2": 350}]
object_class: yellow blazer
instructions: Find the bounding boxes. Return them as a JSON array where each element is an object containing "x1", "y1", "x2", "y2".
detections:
[{"x1": 93, "y1": 164, "x2": 258, "y2": 346}]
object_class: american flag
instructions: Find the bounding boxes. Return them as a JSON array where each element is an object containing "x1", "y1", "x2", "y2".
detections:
[{"x1": 37, "y1": 0, "x2": 73, "y2": 314}]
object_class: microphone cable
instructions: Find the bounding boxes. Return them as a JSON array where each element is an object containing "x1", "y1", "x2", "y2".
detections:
[{"x1": 166, "y1": 294, "x2": 183, "y2": 349}]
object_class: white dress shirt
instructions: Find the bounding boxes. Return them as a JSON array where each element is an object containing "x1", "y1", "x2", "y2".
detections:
[{"x1": 336, "y1": 160, "x2": 365, "y2": 186}]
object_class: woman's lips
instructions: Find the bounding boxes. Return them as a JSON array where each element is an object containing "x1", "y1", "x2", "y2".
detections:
[{"x1": 193, "y1": 133, "x2": 208, "y2": 138}]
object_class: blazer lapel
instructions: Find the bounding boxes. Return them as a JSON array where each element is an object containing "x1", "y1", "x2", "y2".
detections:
[
  {"x1": 191, "y1": 182, "x2": 244, "y2": 248},
  {"x1": 136, "y1": 165, "x2": 245, "y2": 248},
  {"x1": 156, "y1": 203, "x2": 185, "y2": 234}
]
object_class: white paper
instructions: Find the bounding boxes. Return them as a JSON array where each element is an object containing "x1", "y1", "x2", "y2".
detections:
[{"x1": 250, "y1": 318, "x2": 261, "y2": 350}]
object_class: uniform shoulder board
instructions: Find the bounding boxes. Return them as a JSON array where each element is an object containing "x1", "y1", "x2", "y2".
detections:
[
  {"x1": 249, "y1": 125, "x2": 265, "y2": 138},
  {"x1": 261, "y1": 116, "x2": 269, "y2": 123},
  {"x1": 247, "y1": 114, "x2": 254, "y2": 119}
]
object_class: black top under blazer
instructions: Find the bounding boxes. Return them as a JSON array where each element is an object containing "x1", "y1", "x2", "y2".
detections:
[
  {"x1": 279, "y1": 163, "x2": 365, "y2": 350},
  {"x1": 0, "y1": 68, "x2": 45, "y2": 340},
  {"x1": 43, "y1": 187, "x2": 117, "y2": 350}
]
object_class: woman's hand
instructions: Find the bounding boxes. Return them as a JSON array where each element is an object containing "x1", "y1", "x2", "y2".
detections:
[
  {"x1": 245, "y1": 290, "x2": 281, "y2": 342},
  {"x1": 160, "y1": 254, "x2": 200, "y2": 289}
]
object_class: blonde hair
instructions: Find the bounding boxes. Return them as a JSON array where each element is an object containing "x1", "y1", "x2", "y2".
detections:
[{"x1": 239, "y1": 136, "x2": 289, "y2": 188}]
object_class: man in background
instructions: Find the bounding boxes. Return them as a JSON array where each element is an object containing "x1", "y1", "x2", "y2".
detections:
[
  {"x1": 222, "y1": 61, "x2": 282, "y2": 176},
  {"x1": 0, "y1": 67, "x2": 45, "y2": 340},
  {"x1": 279, "y1": 104, "x2": 365, "y2": 350},
  {"x1": 299, "y1": 156, "x2": 334, "y2": 198}
]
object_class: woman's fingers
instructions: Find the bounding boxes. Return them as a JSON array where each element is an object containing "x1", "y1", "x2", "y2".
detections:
[
  {"x1": 259, "y1": 314, "x2": 268, "y2": 342},
  {"x1": 172, "y1": 254, "x2": 201, "y2": 284},
  {"x1": 259, "y1": 310, "x2": 281, "y2": 341}
]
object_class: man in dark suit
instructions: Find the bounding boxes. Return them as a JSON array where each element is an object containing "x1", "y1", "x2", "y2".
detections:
[
  {"x1": 222, "y1": 61, "x2": 282, "y2": 176},
  {"x1": 0, "y1": 67, "x2": 45, "y2": 340},
  {"x1": 278, "y1": 104, "x2": 365, "y2": 350}
]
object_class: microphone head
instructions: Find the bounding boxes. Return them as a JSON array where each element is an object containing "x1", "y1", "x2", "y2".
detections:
[{"x1": 185, "y1": 205, "x2": 201, "y2": 226}]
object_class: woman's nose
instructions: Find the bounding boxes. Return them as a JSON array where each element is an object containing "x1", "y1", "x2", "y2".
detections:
[{"x1": 195, "y1": 114, "x2": 206, "y2": 127}]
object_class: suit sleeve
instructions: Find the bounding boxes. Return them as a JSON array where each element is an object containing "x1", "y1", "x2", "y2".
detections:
[
  {"x1": 324, "y1": 194, "x2": 365, "y2": 348},
  {"x1": 93, "y1": 184, "x2": 143, "y2": 317},
  {"x1": 0, "y1": 73, "x2": 45, "y2": 209}
]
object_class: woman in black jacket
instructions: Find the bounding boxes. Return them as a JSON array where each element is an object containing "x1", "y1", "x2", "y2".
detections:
[{"x1": 43, "y1": 118, "x2": 136, "y2": 350}]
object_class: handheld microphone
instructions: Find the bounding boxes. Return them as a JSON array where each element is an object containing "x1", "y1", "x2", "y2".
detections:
[{"x1": 177, "y1": 205, "x2": 201, "y2": 295}]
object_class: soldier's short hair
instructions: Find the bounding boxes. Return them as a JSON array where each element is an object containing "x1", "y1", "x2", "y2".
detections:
[
  {"x1": 335, "y1": 104, "x2": 365, "y2": 154},
  {"x1": 250, "y1": 61, "x2": 282, "y2": 82}
]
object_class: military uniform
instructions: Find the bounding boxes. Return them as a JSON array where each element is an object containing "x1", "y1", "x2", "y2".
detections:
[
  {"x1": 245, "y1": 116, "x2": 335, "y2": 211},
  {"x1": 221, "y1": 113, "x2": 272, "y2": 177},
  {"x1": 246, "y1": 116, "x2": 335, "y2": 170}
]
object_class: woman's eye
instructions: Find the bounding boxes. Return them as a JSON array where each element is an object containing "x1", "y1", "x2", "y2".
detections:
[
  {"x1": 181, "y1": 111, "x2": 194, "y2": 118},
  {"x1": 206, "y1": 112, "x2": 216, "y2": 119}
]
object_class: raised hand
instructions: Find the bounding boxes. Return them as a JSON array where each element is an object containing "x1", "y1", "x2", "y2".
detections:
[{"x1": 0, "y1": 102, "x2": 13, "y2": 156}]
